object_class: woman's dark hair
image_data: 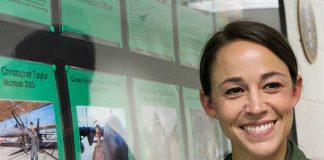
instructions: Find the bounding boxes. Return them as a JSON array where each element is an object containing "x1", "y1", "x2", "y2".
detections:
[{"x1": 200, "y1": 21, "x2": 298, "y2": 96}]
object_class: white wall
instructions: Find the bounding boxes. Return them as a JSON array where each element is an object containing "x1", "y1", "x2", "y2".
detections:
[{"x1": 284, "y1": 0, "x2": 324, "y2": 159}]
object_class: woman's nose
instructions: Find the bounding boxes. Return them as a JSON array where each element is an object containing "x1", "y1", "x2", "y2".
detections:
[{"x1": 244, "y1": 90, "x2": 267, "y2": 116}]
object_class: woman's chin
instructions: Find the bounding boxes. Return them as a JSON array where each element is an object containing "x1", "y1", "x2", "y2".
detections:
[{"x1": 244, "y1": 140, "x2": 285, "y2": 159}]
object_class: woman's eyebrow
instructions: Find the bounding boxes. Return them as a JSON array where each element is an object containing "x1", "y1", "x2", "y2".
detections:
[
  {"x1": 261, "y1": 71, "x2": 288, "y2": 80},
  {"x1": 218, "y1": 77, "x2": 243, "y2": 88}
]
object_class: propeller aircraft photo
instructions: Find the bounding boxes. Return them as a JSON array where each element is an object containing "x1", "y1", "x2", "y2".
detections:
[{"x1": 0, "y1": 100, "x2": 58, "y2": 160}]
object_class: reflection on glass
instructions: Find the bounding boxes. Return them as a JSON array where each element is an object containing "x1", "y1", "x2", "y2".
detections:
[
  {"x1": 183, "y1": 0, "x2": 278, "y2": 12},
  {"x1": 142, "y1": 106, "x2": 180, "y2": 160},
  {"x1": 190, "y1": 109, "x2": 224, "y2": 160},
  {"x1": 181, "y1": 0, "x2": 280, "y2": 31},
  {"x1": 183, "y1": 87, "x2": 229, "y2": 160},
  {"x1": 133, "y1": 79, "x2": 184, "y2": 160}
]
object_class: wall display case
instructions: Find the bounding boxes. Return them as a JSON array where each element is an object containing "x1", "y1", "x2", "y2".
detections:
[
  {"x1": 0, "y1": 57, "x2": 65, "y2": 160},
  {"x1": 0, "y1": 0, "x2": 286, "y2": 159}
]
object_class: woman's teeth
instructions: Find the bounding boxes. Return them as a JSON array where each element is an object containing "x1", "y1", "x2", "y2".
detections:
[{"x1": 243, "y1": 122, "x2": 275, "y2": 134}]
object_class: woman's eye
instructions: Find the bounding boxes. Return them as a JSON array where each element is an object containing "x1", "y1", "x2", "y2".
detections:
[
  {"x1": 224, "y1": 87, "x2": 243, "y2": 95},
  {"x1": 264, "y1": 82, "x2": 282, "y2": 89}
]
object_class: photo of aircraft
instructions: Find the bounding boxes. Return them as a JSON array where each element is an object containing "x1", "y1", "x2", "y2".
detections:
[
  {"x1": 78, "y1": 118, "x2": 100, "y2": 154},
  {"x1": 0, "y1": 100, "x2": 58, "y2": 160},
  {"x1": 76, "y1": 106, "x2": 129, "y2": 160}
]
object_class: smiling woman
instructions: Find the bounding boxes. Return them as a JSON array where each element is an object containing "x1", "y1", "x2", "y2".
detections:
[{"x1": 199, "y1": 21, "x2": 308, "y2": 160}]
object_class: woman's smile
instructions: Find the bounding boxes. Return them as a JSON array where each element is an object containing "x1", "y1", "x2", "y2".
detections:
[{"x1": 239, "y1": 120, "x2": 278, "y2": 144}]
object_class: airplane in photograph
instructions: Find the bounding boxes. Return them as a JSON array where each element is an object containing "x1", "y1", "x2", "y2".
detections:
[
  {"x1": 77, "y1": 107, "x2": 117, "y2": 154},
  {"x1": 79, "y1": 124, "x2": 101, "y2": 153},
  {"x1": 0, "y1": 100, "x2": 57, "y2": 159},
  {"x1": 78, "y1": 117, "x2": 102, "y2": 153},
  {"x1": 78, "y1": 117, "x2": 129, "y2": 159},
  {"x1": 77, "y1": 107, "x2": 130, "y2": 159}
]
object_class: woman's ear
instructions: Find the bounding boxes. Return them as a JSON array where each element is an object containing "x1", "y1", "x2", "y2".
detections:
[
  {"x1": 292, "y1": 75, "x2": 303, "y2": 107},
  {"x1": 200, "y1": 89, "x2": 218, "y2": 119}
]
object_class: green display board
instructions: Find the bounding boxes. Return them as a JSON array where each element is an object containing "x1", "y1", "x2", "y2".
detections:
[
  {"x1": 126, "y1": 0, "x2": 175, "y2": 61},
  {"x1": 61, "y1": 0, "x2": 122, "y2": 47},
  {"x1": 0, "y1": 57, "x2": 64, "y2": 160},
  {"x1": 66, "y1": 67, "x2": 134, "y2": 160},
  {"x1": 0, "y1": 0, "x2": 51, "y2": 25},
  {"x1": 177, "y1": 4, "x2": 213, "y2": 68},
  {"x1": 133, "y1": 79, "x2": 184, "y2": 160},
  {"x1": 183, "y1": 87, "x2": 227, "y2": 160}
]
